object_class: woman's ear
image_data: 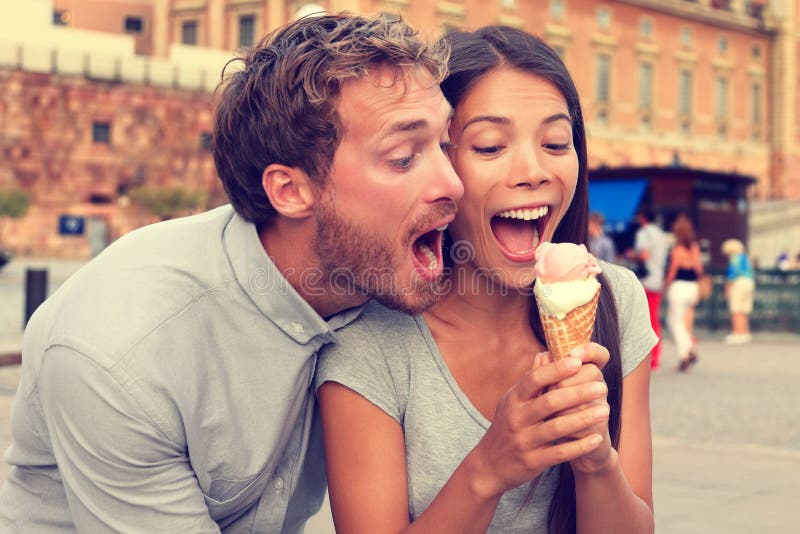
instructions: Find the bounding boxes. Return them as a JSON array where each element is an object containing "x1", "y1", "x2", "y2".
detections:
[{"x1": 262, "y1": 164, "x2": 316, "y2": 219}]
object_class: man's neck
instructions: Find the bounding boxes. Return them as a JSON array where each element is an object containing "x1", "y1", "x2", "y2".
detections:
[{"x1": 260, "y1": 220, "x2": 367, "y2": 318}]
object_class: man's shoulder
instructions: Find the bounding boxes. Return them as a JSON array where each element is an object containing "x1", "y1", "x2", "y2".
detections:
[{"x1": 25, "y1": 207, "x2": 241, "y2": 368}]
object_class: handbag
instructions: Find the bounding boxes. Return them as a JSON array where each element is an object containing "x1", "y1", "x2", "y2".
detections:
[{"x1": 633, "y1": 259, "x2": 649, "y2": 280}]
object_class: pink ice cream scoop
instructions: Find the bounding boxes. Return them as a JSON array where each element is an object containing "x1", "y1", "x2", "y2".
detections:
[{"x1": 534, "y1": 242, "x2": 601, "y2": 284}]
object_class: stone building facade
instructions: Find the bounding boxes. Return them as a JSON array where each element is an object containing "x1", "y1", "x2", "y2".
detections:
[
  {"x1": 1, "y1": 0, "x2": 797, "y2": 259},
  {"x1": 0, "y1": 68, "x2": 217, "y2": 257}
]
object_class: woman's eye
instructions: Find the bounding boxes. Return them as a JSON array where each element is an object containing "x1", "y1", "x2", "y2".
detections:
[
  {"x1": 390, "y1": 154, "x2": 416, "y2": 170},
  {"x1": 473, "y1": 145, "x2": 503, "y2": 155},
  {"x1": 543, "y1": 143, "x2": 571, "y2": 151},
  {"x1": 439, "y1": 141, "x2": 452, "y2": 152}
]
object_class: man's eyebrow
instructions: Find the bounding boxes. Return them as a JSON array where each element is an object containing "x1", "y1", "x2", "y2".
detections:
[{"x1": 384, "y1": 119, "x2": 429, "y2": 136}]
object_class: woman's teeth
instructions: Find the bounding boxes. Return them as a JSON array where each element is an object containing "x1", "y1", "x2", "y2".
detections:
[
  {"x1": 496, "y1": 206, "x2": 549, "y2": 220},
  {"x1": 436, "y1": 224, "x2": 448, "y2": 232}
]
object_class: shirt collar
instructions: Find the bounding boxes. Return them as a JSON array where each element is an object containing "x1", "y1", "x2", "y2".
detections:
[{"x1": 222, "y1": 210, "x2": 362, "y2": 345}]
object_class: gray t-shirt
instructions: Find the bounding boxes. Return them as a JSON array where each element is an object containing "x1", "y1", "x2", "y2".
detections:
[{"x1": 316, "y1": 262, "x2": 656, "y2": 532}]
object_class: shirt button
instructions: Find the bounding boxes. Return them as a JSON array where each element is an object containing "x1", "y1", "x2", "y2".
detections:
[
  {"x1": 291, "y1": 322, "x2": 304, "y2": 333},
  {"x1": 273, "y1": 477, "x2": 284, "y2": 492}
]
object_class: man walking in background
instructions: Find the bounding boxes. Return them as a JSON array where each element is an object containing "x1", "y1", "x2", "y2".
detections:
[{"x1": 629, "y1": 209, "x2": 668, "y2": 370}]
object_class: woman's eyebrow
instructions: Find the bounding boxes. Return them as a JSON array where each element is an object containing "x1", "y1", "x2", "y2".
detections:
[{"x1": 460, "y1": 115, "x2": 510, "y2": 134}]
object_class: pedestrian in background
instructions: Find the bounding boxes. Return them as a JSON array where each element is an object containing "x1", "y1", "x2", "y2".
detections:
[
  {"x1": 628, "y1": 209, "x2": 669, "y2": 370},
  {"x1": 722, "y1": 239, "x2": 755, "y2": 344},
  {"x1": 588, "y1": 211, "x2": 616, "y2": 263},
  {"x1": 664, "y1": 216, "x2": 703, "y2": 372}
]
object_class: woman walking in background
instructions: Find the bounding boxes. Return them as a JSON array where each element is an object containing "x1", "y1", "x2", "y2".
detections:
[
  {"x1": 722, "y1": 239, "x2": 755, "y2": 344},
  {"x1": 664, "y1": 216, "x2": 703, "y2": 372}
]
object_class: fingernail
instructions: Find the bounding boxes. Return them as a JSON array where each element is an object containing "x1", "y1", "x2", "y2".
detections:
[
  {"x1": 594, "y1": 406, "x2": 610, "y2": 419},
  {"x1": 590, "y1": 383, "x2": 606, "y2": 395},
  {"x1": 590, "y1": 434, "x2": 603, "y2": 446}
]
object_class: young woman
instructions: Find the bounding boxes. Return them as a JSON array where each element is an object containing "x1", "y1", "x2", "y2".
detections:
[
  {"x1": 316, "y1": 27, "x2": 655, "y2": 533},
  {"x1": 664, "y1": 216, "x2": 704, "y2": 371}
]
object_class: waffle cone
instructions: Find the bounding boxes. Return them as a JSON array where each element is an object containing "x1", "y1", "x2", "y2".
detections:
[{"x1": 538, "y1": 287, "x2": 600, "y2": 360}]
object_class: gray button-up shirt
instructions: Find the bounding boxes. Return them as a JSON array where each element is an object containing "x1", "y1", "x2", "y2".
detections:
[{"x1": 0, "y1": 206, "x2": 361, "y2": 532}]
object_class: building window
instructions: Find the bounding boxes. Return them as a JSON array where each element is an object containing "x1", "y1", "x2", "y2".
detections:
[
  {"x1": 680, "y1": 27, "x2": 691, "y2": 47},
  {"x1": 596, "y1": 53, "x2": 610, "y2": 104},
  {"x1": 53, "y1": 9, "x2": 70, "y2": 26},
  {"x1": 597, "y1": 7, "x2": 611, "y2": 30},
  {"x1": 182, "y1": 20, "x2": 198, "y2": 46},
  {"x1": 718, "y1": 36, "x2": 728, "y2": 53},
  {"x1": 124, "y1": 16, "x2": 143, "y2": 33},
  {"x1": 679, "y1": 69, "x2": 692, "y2": 115},
  {"x1": 639, "y1": 62, "x2": 653, "y2": 110},
  {"x1": 640, "y1": 18, "x2": 652, "y2": 38},
  {"x1": 715, "y1": 77, "x2": 728, "y2": 120},
  {"x1": 92, "y1": 122, "x2": 111, "y2": 144},
  {"x1": 550, "y1": 0, "x2": 565, "y2": 19},
  {"x1": 751, "y1": 82, "x2": 761, "y2": 128},
  {"x1": 380, "y1": 11, "x2": 400, "y2": 22},
  {"x1": 200, "y1": 132, "x2": 213, "y2": 151},
  {"x1": 752, "y1": 44, "x2": 762, "y2": 59},
  {"x1": 239, "y1": 15, "x2": 255, "y2": 48},
  {"x1": 441, "y1": 22, "x2": 461, "y2": 35}
]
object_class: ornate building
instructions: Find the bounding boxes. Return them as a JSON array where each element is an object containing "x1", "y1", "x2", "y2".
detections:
[{"x1": 1, "y1": 0, "x2": 797, "y2": 260}]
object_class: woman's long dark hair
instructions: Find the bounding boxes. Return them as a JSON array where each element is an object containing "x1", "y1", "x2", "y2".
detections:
[{"x1": 441, "y1": 27, "x2": 623, "y2": 534}]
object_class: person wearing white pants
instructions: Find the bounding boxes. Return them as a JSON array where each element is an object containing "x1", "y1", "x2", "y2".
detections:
[
  {"x1": 664, "y1": 216, "x2": 703, "y2": 372},
  {"x1": 667, "y1": 280, "x2": 699, "y2": 366}
]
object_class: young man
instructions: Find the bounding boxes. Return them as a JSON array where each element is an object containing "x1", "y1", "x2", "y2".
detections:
[
  {"x1": 630, "y1": 209, "x2": 668, "y2": 370},
  {"x1": 0, "y1": 14, "x2": 462, "y2": 532}
]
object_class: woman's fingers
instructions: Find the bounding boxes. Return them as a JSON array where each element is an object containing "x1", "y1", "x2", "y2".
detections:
[
  {"x1": 523, "y1": 432, "x2": 605, "y2": 469},
  {"x1": 514, "y1": 380, "x2": 607, "y2": 429},
  {"x1": 569, "y1": 342, "x2": 610, "y2": 369},
  {"x1": 514, "y1": 356, "x2": 582, "y2": 401}
]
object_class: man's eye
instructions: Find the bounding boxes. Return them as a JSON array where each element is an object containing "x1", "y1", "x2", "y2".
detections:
[
  {"x1": 473, "y1": 145, "x2": 503, "y2": 155},
  {"x1": 390, "y1": 154, "x2": 416, "y2": 170}
]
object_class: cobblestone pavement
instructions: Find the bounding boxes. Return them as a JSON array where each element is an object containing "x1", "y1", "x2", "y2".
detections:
[{"x1": 2, "y1": 258, "x2": 799, "y2": 532}]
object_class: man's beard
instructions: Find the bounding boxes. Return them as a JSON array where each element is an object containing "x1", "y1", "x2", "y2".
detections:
[{"x1": 311, "y1": 197, "x2": 446, "y2": 315}]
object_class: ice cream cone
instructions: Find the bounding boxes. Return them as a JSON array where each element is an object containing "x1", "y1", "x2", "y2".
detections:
[{"x1": 538, "y1": 286, "x2": 600, "y2": 361}]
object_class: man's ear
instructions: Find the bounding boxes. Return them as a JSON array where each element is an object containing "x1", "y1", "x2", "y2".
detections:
[{"x1": 262, "y1": 164, "x2": 316, "y2": 219}]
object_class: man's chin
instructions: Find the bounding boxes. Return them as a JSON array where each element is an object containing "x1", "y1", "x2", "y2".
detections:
[{"x1": 369, "y1": 278, "x2": 447, "y2": 315}]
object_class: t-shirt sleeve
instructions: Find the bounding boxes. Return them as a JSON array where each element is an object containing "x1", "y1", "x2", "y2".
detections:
[
  {"x1": 315, "y1": 305, "x2": 411, "y2": 425},
  {"x1": 603, "y1": 263, "x2": 658, "y2": 376}
]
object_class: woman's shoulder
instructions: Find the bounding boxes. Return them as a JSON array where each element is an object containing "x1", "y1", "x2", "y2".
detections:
[
  {"x1": 598, "y1": 260, "x2": 637, "y2": 291},
  {"x1": 332, "y1": 300, "x2": 423, "y2": 350}
]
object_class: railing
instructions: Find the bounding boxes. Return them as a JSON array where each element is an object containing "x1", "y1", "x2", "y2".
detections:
[
  {"x1": 693, "y1": 268, "x2": 800, "y2": 333},
  {"x1": 0, "y1": 41, "x2": 223, "y2": 93}
]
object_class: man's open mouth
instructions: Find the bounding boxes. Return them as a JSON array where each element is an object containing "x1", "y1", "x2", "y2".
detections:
[
  {"x1": 490, "y1": 205, "x2": 550, "y2": 261},
  {"x1": 411, "y1": 224, "x2": 448, "y2": 279}
]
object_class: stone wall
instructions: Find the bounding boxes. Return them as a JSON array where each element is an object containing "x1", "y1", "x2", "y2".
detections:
[{"x1": 0, "y1": 67, "x2": 220, "y2": 258}]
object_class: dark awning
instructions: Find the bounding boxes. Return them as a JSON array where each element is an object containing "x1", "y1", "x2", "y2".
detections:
[{"x1": 588, "y1": 179, "x2": 648, "y2": 232}]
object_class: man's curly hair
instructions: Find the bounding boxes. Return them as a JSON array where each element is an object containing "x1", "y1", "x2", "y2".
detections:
[{"x1": 213, "y1": 13, "x2": 450, "y2": 226}]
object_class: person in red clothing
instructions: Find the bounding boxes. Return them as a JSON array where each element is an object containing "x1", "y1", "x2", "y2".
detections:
[{"x1": 627, "y1": 209, "x2": 668, "y2": 370}]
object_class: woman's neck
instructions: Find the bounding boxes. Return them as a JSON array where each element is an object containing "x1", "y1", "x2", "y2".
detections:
[{"x1": 424, "y1": 263, "x2": 534, "y2": 337}]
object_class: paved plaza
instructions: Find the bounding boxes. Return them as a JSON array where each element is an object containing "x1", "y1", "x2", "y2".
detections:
[{"x1": 2, "y1": 258, "x2": 800, "y2": 533}]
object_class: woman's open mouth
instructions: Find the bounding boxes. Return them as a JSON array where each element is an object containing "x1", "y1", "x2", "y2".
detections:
[
  {"x1": 411, "y1": 224, "x2": 448, "y2": 281},
  {"x1": 490, "y1": 205, "x2": 550, "y2": 262}
]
